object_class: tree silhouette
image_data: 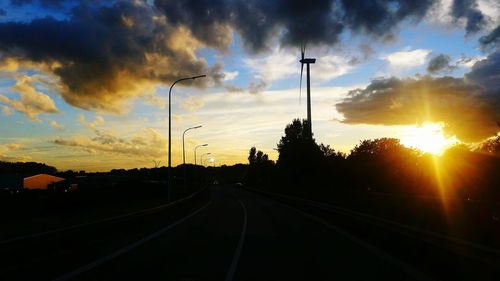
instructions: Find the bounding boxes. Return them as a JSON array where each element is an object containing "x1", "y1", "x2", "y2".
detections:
[
  {"x1": 349, "y1": 138, "x2": 412, "y2": 158},
  {"x1": 256, "y1": 150, "x2": 264, "y2": 164},
  {"x1": 248, "y1": 147, "x2": 257, "y2": 165},
  {"x1": 0, "y1": 161, "x2": 57, "y2": 176},
  {"x1": 276, "y1": 119, "x2": 324, "y2": 189},
  {"x1": 245, "y1": 147, "x2": 274, "y2": 186}
]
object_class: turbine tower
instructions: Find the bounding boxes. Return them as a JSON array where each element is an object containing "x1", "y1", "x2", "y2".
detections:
[{"x1": 299, "y1": 43, "x2": 316, "y2": 138}]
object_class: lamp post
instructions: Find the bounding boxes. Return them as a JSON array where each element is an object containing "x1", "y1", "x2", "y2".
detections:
[
  {"x1": 182, "y1": 125, "x2": 202, "y2": 192},
  {"x1": 201, "y1": 152, "x2": 211, "y2": 166},
  {"x1": 194, "y1": 144, "x2": 208, "y2": 165},
  {"x1": 182, "y1": 125, "x2": 202, "y2": 165},
  {"x1": 167, "y1": 75, "x2": 206, "y2": 202}
]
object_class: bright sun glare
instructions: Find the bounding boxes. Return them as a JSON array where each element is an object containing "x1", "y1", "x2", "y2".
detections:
[{"x1": 400, "y1": 123, "x2": 458, "y2": 155}]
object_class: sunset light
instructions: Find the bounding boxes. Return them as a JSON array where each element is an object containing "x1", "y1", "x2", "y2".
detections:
[
  {"x1": 1, "y1": 1, "x2": 499, "y2": 280},
  {"x1": 400, "y1": 123, "x2": 459, "y2": 155}
]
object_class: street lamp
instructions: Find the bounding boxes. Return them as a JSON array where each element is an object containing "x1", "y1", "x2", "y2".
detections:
[
  {"x1": 203, "y1": 157, "x2": 215, "y2": 166},
  {"x1": 167, "y1": 74, "x2": 206, "y2": 202},
  {"x1": 182, "y1": 125, "x2": 202, "y2": 165},
  {"x1": 201, "y1": 152, "x2": 211, "y2": 166},
  {"x1": 194, "y1": 144, "x2": 208, "y2": 165}
]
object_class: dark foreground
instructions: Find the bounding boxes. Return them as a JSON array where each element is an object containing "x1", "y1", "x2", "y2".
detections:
[{"x1": 1, "y1": 185, "x2": 499, "y2": 280}]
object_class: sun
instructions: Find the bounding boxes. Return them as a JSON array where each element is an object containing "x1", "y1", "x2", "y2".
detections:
[{"x1": 400, "y1": 123, "x2": 458, "y2": 155}]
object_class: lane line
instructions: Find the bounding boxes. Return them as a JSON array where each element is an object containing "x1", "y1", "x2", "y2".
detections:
[
  {"x1": 0, "y1": 189, "x2": 206, "y2": 245},
  {"x1": 51, "y1": 201, "x2": 212, "y2": 281},
  {"x1": 281, "y1": 204, "x2": 435, "y2": 281},
  {"x1": 249, "y1": 188, "x2": 500, "y2": 256},
  {"x1": 225, "y1": 199, "x2": 248, "y2": 281},
  {"x1": 243, "y1": 188, "x2": 435, "y2": 281}
]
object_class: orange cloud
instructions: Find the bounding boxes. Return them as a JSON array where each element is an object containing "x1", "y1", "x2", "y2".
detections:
[{"x1": 0, "y1": 75, "x2": 58, "y2": 121}]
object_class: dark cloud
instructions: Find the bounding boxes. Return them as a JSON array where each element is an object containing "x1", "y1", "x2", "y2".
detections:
[
  {"x1": 465, "y1": 51, "x2": 500, "y2": 91},
  {"x1": 348, "y1": 44, "x2": 375, "y2": 65},
  {"x1": 0, "y1": 0, "x2": 493, "y2": 113},
  {"x1": 155, "y1": 0, "x2": 345, "y2": 53},
  {"x1": 0, "y1": 2, "x2": 218, "y2": 112},
  {"x1": 427, "y1": 54, "x2": 456, "y2": 74},
  {"x1": 451, "y1": 0, "x2": 485, "y2": 34},
  {"x1": 155, "y1": 0, "x2": 445, "y2": 53},
  {"x1": 224, "y1": 84, "x2": 244, "y2": 93},
  {"x1": 10, "y1": 0, "x2": 66, "y2": 7},
  {"x1": 479, "y1": 24, "x2": 500, "y2": 50},
  {"x1": 336, "y1": 51, "x2": 500, "y2": 142},
  {"x1": 0, "y1": 9, "x2": 6, "y2": 16},
  {"x1": 248, "y1": 79, "x2": 267, "y2": 94},
  {"x1": 339, "y1": 0, "x2": 434, "y2": 39}
]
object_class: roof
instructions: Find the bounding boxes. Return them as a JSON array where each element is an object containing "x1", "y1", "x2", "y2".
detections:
[{"x1": 23, "y1": 174, "x2": 65, "y2": 181}]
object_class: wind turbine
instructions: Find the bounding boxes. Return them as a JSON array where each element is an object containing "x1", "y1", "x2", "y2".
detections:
[{"x1": 299, "y1": 43, "x2": 316, "y2": 138}]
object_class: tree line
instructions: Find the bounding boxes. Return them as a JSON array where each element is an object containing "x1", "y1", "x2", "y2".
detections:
[{"x1": 245, "y1": 119, "x2": 500, "y2": 201}]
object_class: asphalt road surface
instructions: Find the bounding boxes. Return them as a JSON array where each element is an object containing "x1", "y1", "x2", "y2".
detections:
[{"x1": 0, "y1": 185, "x2": 468, "y2": 280}]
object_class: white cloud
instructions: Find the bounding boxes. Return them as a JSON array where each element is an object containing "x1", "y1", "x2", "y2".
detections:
[
  {"x1": 477, "y1": 0, "x2": 500, "y2": 30},
  {"x1": 383, "y1": 49, "x2": 431, "y2": 68},
  {"x1": 314, "y1": 55, "x2": 354, "y2": 81},
  {"x1": 244, "y1": 47, "x2": 297, "y2": 82},
  {"x1": 425, "y1": 0, "x2": 500, "y2": 32},
  {"x1": 244, "y1": 48, "x2": 353, "y2": 85},
  {"x1": 425, "y1": 0, "x2": 455, "y2": 26},
  {"x1": 457, "y1": 55, "x2": 487, "y2": 68},
  {"x1": 50, "y1": 120, "x2": 65, "y2": 131},
  {"x1": 223, "y1": 71, "x2": 239, "y2": 81}
]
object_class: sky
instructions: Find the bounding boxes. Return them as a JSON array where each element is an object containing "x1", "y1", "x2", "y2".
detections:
[{"x1": 0, "y1": 0, "x2": 499, "y2": 171}]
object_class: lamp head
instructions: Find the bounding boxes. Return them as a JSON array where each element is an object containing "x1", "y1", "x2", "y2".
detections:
[{"x1": 192, "y1": 74, "x2": 207, "y2": 80}]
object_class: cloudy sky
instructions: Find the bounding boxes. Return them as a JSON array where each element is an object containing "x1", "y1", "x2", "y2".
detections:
[{"x1": 0, "y1": 0, "x2": 499, "y2": 171}]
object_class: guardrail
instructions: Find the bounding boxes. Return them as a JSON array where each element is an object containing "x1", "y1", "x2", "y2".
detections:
[
  {"x1": 245, "y1": 187, "x2": 500, "y2": 268},
  {"x1": 0, "y1": 186, "x2": 210, "y2": 245}
]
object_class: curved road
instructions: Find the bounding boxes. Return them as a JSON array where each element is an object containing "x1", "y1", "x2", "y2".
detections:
[{"x1": 39, "y1": 185, "x2": 429, "y2": 281}]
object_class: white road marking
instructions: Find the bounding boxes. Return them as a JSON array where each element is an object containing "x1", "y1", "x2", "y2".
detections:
[
  {"x1": 292, "y1": 207, "x2": 436, "y2": 281},
  {"x1": 51, "y1": 201, "x2": 212, "y2": 281},
  {"x1": 0, "y1": 189, "x2": 206, "y2": 245},
  {"x1": 251, "y1": 188, "x2": 500, "y2": 256},
  {"x1": 243, "y1": 188, "x2": 435, "y2": 281},
  {"x1": 225, "y1": 199, "x2": 248, "y2": 281}
]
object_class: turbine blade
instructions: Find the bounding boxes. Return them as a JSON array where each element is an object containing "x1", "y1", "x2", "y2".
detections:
[
  {"x1": 299, "y1": 62, "x2": 304, "y2": 105},
  {"x1": 299, "y1": 44, "x2": 305, "y2": 105}
]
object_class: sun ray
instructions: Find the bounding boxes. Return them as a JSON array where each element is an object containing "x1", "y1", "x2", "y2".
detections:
[{"x1": 400, "y1": 123, "x2": 458, "y2": 155}]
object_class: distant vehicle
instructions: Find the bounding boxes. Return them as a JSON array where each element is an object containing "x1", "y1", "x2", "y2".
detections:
[{"x1": 235, "y1": 182, "x2": 243, "y2": 187}]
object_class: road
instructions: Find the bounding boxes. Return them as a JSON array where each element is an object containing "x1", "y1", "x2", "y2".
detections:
[{"x1": 0, "y1": 185, "x2": 470, "y2": 280}]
